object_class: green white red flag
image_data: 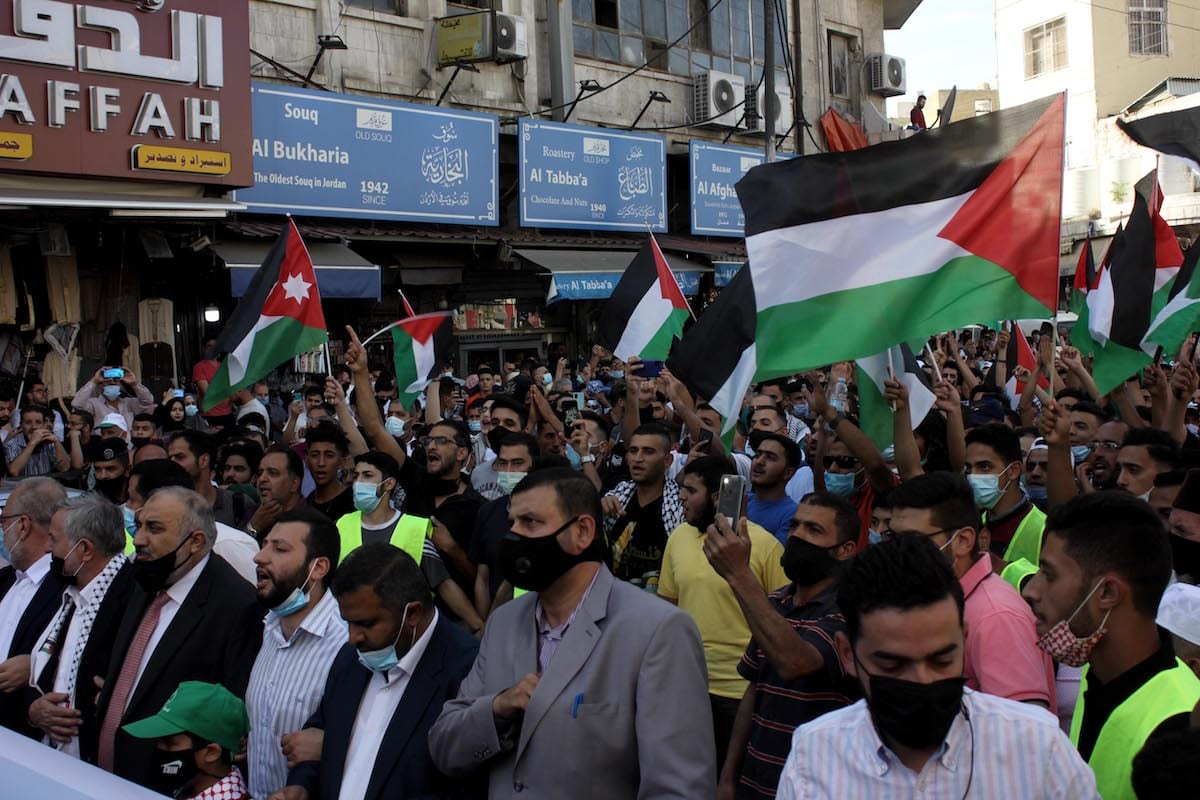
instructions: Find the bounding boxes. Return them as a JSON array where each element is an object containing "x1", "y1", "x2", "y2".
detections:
[
  {"x1": 597, "y1": 234, "x2": 692, "y2": 362},
  {"x1": 389, "y1": 311, "x2": 455, "y2": 411}
]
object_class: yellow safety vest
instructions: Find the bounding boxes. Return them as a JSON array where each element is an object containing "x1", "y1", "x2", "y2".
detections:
[
  {"x1": 336, "y1": 511, "x2": 431, "y2": 565},
  {"x1": 1069, "y1": 658, "x2": 1200, "y2": 800},
  {"x1": 985, "y1": 503, "x2": 1046, "y2": 591},
  {"x1": 999, "y1": 557, "x2": 1039, "y2": 592}
]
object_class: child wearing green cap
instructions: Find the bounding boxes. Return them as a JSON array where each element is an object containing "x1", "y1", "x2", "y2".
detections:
[{"x1": 122, "y1": 680, "x2": 251, "y2": 800}]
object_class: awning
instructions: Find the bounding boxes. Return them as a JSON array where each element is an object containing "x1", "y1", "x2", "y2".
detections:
[
  {"x1": 0, "y1": 188, "x2": 243, "y2": 217},
  {"x1": 213, "y1": 241, "x2": 381, "y2": 300},
  {"x1": 514, "y1": 248, "x2": 710, "y2": 302}
]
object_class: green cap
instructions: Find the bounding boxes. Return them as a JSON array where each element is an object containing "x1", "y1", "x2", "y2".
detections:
[{"x1": 122, "y1": 681, "x2": 249, "y2": 752}]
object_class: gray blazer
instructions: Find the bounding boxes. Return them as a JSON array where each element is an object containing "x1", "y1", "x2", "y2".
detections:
[{"x1": 428, "y1": 566, "x2": 716, "y2": 799}]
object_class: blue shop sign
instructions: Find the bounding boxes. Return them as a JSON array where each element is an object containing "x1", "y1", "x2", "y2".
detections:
[
  {"x1": 520, "y1": 119, "x2": 666, "y2": 232},
  {"x1": 713, "y1": 261, "x2": 745, "y2": 287},
  {"x1": 690, "y1": 141, "x2": 791, "y2": 236},
  {"x1": 548, "y1": 270, "x2": 702, "y2": 302},
  {"x1": 236, "y1": 84, "x2": 498, "y2": 224}
]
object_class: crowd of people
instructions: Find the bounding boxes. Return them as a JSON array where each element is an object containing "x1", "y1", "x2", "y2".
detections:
[{"x1": 0, "y1": 322, "x2": 1198, "y2": 799}]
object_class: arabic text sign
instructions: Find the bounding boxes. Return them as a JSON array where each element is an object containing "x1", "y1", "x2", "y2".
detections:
[
  {"x1": 0, "y1": 0, "x2": 252, "y2": 185},
  {"x1": 690, "y1": 141, "x2": 792, "y2": 236},
  {"x1": 520, "y1": 120, "x2": 666, "y2": 232},
  {"x1": 236, "y1": 84, "x2": 498, "y2": 224}
]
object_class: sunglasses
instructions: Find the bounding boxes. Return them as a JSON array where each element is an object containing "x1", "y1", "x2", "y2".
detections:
[{"x1": 823, "y1": 455, "x2": 861, "y2": 470}]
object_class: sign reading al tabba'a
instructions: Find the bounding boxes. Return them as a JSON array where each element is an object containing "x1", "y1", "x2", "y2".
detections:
[{"x1": 0, "y1": 0, "x2": 252, "y2": 186}]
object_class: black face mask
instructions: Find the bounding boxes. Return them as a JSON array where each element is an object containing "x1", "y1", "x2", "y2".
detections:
[
  {"x1": 93, "y1": 475, "x2": 127, "y2": 503},
  {"x1": 131, "y1": 436, "x2": 153, "y2": 450},
  {"x1": 1170, "y1": 534, "x2": 1200, "y2": 579},
  {"x1": 50, "y1": 555, "x2": 79, "y2": 586},
  {"x1": 487, "y1": 427, "x2": 509, "y2": 454},
  {"x1": 856, "y1": 655, "x2": 965, "y2": 749},
  {"x1": 781, "y1": 537, "x2": 840, "y2": 587},
  {"x1": 132, "y1": 534, "x2": 193, "y2": 594},
  {"x1": 149, "y1": 746, "x2": 199, "y2": 798},
  {"x1": 500, "y1": 517, "x2": 600, "y2": 592}
]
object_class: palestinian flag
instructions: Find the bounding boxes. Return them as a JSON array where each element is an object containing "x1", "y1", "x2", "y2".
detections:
[
  {"x1": 1143, "y1": 237, "x2": 1200, "y2": 357},
  {"x1": 855, "y1": 343, "x2": 936, "y2": 450},
  {"x1": 669, "y1": 95, "x2": 1064, "y2": 433},
  {"x1": 390, "y1": 311, "x2": 454, "y2": 411},
  {"x1": 203, "y1": 220, "x2": 327, "y2": 411},
  {"x1": 1117, "y1": 107, "x2": 1200, "y2": 169},
  {"x1": 598, "y1": 235, "x2": 692, "y2": 361},
  {"x1": 1071, "y1": 226, "x2": 1123, "y2": 355},
  {"x1": 984, "y1": 322, "x2": 1045, "y2": 400}
]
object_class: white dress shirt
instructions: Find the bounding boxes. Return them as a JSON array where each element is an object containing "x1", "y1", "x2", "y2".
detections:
[
  {"x1": 214, "y1": 523, "x2": 260, "y2": 585},
  {"x1": 0, "y1": 552, "x2": 51, "y2": 658},
  {"x1": 337, "y1": 609, "x2": 439, "y2": 800},
  {"x1": 128, "y1": 554, "x2": 209, "y2": 709},
  {"x1": 246, "y1": 590, "x2": 347, "y2": 800},
  {"x1": 37, "y1": 576, "x2": 104, "y2": 758}
]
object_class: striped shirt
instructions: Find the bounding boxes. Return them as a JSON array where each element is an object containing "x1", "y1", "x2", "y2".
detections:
[
  {"x1": 3, "y1": 434, "x2": 58, "y2": 477},
  {"x1": 245, "y1": 589, "x2": 347, "y2": 800},
  {"x1": 736, "y1": 584, "x2": 859, "y2": 799},
  {"x1": 776, "y1": 691, "x2": 1100, "y2": 799}
]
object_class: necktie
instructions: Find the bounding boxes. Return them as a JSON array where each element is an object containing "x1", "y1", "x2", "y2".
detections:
[
  {"x1": 96, "y1": 592, "x2": 169, "y2": 771},
  {"x1": 35, "y1": 595, "x2": 76, "y2": 695}
]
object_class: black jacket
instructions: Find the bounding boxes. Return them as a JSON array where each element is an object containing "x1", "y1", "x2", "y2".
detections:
[{"x1": 0, "y1": 562, "x2": 67, "y2": 736}]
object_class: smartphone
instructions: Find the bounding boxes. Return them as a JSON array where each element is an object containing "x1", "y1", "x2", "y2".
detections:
[
  {"x1": 573, "y1": 391, "x2": 586, "y2": 410},
  {"x1": 102, "y1": 368, "x2": 124, "y2": 379},
  {"x1": 698, "y1": 428, "x2": 714, "y2": 445},
  {"x1": 173, "y1": 389, "x2": 184, "y2": 398},
  {"x1": 563, "y1": 406, "x2": 579, "y2": 427},
  {"x1": 292, "y1": 391, "x2": 303, "y2": 403},
  {"x1": 639, "y1": 360, "x2": 664, "y2": 378},
  {"x1": 716, "y1": 474, "x2": 747, "y2": 532}
]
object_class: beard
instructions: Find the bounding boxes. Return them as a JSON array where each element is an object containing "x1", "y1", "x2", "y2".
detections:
[{"x1": 259, "y1": 561, "x2": 309, "y2": 608}]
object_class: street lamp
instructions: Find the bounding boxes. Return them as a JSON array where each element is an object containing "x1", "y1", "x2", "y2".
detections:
[
  {"x1": 629, "y1": 90, "x2": 670, "y2": 130},
  {"x1": 564, "y1": 79, "x2": 603, "y2": 122}
]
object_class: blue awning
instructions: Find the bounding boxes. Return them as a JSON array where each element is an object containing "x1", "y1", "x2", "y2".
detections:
[
  {"x1": 214, "y1": 241, "x2": 381, "y2": 300},
  {"x1": 514, "y1": 248, "x2": 709, "y2": 303}
]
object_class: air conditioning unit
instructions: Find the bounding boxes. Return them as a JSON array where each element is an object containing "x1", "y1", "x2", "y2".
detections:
[
  {"x1": 692, "y1": 70, "x2": 745, "y2": 129},
  {"x1": 494, "y1": 12, "x2": 528, "y2": 62},
  {"x1": 744, "y1": 84, "x2": 793, "y2": 135},
  {"x1": 868, "y1": 53, "x2": 906, "y2": 97}
]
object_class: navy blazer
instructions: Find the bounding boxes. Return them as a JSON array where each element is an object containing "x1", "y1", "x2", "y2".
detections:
[
  {"x1": 0, "y1": 563, "x2": 67, "y2": 737},
  {"x1": 288, "y1": 614, "x2": 481, "y2": 800}
]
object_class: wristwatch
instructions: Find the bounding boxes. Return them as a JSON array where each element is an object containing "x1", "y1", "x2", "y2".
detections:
[
  {"x1": 828, "y1": 413, "x2": 845, "y2": 431},
  {"x1": 580, "y1": 454, "x2": 597, "y2": 464}
]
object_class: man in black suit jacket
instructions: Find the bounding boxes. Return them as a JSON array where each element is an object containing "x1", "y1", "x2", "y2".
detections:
[
  {"x1": 0, "y1": 478, "x2": 68, "y2": 735},
  {"x1": 24, "y1": 495, "x2": 138, "y2": 755},
  {"x1": 271, "y1": 543, "x2": 480, "y2": 800},
  {"x1": 93, "y1": 485, "x2": 262, "y2": 788}
]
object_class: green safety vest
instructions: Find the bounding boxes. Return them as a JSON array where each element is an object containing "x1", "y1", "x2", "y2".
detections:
[
  {"x1": 986, "y1": 503, "x2": 1046, "y2": 592},
  {"x1": 1069, "y1": 658, "x2": 1200, "y2": 800},
  {"x1": 336, "y1": 511, "x2": 431, "y2": 565}
]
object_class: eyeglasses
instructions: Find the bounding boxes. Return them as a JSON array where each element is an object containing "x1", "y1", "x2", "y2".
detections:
[
  {"x1": 1093, "y1": 441, "x2": 1121, "y2": 451},
  {"x1": 890, "y1": 527, "x2": 953, "y2": 541},
  {"x1": 420, "y1": 435, "x2": 457, "y2": 449},
  {"x1": 823, "y1": 455, "x2": 861, "y2": 470}
]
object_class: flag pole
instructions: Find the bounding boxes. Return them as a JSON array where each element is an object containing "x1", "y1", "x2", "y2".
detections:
[
  {"x1": 645, "y1": 224, "x2": 696, "y2": 321},
  {"x1": 886, "y1": 346, "x2": 897, "y2": 412},
  {"x1": 361, "y1": 320, "x2": 403, "y2": 347},
  {"x1": 1049, "y1": 90, "x2": 1069, "y2": 403}
]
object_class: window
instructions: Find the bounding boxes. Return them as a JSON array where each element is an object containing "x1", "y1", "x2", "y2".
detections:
[
  {"x1": 1129, "y1": 1, "x2": 1167, "y2": 55},
  {"x1": 828, "y1": 32, "x2": 850, "y2": 98},
  {"x1": 974, "y1": 99, "x2": 993, "y2": 116},
  {"x1": 1023, "y1": 18, "x2": 1067, "y2": 79},
  {"x1": 345, "y1": 0, "x2": 402, "y2": 11}
]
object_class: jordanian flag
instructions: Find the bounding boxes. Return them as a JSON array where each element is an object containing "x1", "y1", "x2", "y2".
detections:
[
  {"x1": 669, "y1": 95, "x2": 1064, "y2": 433},
  {"x1": 855, "y1": 343, "x2": 936, "y2": 450},
  {"x1": 598, "y1": 235, "x2": 692, "y2": 361},
  {"x1": 390, "y1": 311, "x2": 454, "y2": 411},
  {"x1": 204, "y1": 220, "x2": 328, "y2": 411},
  {"x1": 1143, "y1": 237, "x2": 1200, "y2": 357}
]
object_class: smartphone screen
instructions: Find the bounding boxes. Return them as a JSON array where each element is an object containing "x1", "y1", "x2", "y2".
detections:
[
  {"x1": 639, "y1": 360, "x2": 664, "y2": 378},
  {"x1": 716, "y1": 474, "x2": 747, "y2": 532}
]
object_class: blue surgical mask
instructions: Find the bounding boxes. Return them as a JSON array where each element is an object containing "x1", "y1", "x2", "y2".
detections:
[
  {"x1": 102, "y1": 385, "x2": 122, "y2": 401},
  {"x1": 611, "y1": 370, "x2": 624, "y2": 379},
  {"x1": 269, "y1": 561, "x2": 317, "y2": 617},
  {"x1": 122, "y1": 504, "x2": 137, "y2": 537},
  {"x1": 1026, "y1": 484, "x2": 1049, "y2": 507},
  {"x1": 967, "y1": 473, "x2": 1005, "y2": 509},
  {"x1": 1070, "y1": 444, "x2": 1092, "y2": 464},
  {"x1": 468, "y1": 419, "x2": 483, "y2": 433},
  {"x1": 184, "y1": 404, "x2": 199, "y2": 417},
  {"x1": 353, "y1": 481, "x2": 385, "y2": 514},
  {"x1": 542, "y1": 373, "x2": 553, "y2": 386},
  {"x1": 357, "y1": 603, "x2": 413, "y2": 673},
  {"x1": 0, "y1": 522, "x2": 18, "y2": 563},
  {"x1": 867, "y1": 528, "x2": 883, "y2": 545},
  {"x1": 824, "y1": 470, "x2": 858, "y2": 497},
  {"x1": 385, "y1": 417, "x2": 406, "y2": 437},
  {"x1": 496, "y1": 471, "x2": 527, "y2": 495},
  {"x1": 564, "y1": 443, "x2": 583, "y2": 470},
  {"x1": 792, "y1": 402, "x2": 809, "y2": 419}
]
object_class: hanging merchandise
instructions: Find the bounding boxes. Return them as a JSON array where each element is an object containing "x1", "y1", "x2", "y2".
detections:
[
  {"x1": 139, "y1": 298, "x2": 178, "y2": 394},
  {"x1": 0, "y1": 245, "x2": 17, "y2": 325},
  {"x1": 45, "y1": 255, "x2": 81, "y2": 324}
]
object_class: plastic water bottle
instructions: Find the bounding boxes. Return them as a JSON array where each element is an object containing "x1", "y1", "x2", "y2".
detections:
[{"x1": 830, "y1": 377, "x2": 849, "y2": 414}]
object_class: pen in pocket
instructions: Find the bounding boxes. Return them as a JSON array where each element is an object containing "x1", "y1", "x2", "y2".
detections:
[{"x1": 570, "y1": 692, "x2": 584, "y2": 718}]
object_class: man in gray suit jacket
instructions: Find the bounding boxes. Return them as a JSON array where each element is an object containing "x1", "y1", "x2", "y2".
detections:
[{"x1": 429, "y1": 468, "x2": 715, "y2": 799}]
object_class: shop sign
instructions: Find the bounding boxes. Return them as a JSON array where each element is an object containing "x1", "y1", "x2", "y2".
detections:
[
  {"x1": 0, "y1": 0, "x2": 252, "y2": 185},
  {"x1": 689, "y1": 141, "x2": 792, "y2": 237},
  {"x1": 520, "y1": 119, "x2": 666, "y2": 232},
  {"x1": 713, "y1": 260, "x2": 744, "y2": 287},
  {"x1": 236, "y1": 83, "x2": 498, "y2": 224},
  {"x1": 548, "y1": 269, "x2": 700, "y2": 302}
]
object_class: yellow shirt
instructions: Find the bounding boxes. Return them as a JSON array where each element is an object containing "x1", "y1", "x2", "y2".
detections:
[{"x1": 658, "y1": 520, "x2": 789, "y2": 699}]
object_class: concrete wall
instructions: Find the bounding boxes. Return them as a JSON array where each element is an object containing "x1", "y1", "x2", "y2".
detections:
[{"x1": 1090, "y1": 2, "x2": 1200, "y2": 119}]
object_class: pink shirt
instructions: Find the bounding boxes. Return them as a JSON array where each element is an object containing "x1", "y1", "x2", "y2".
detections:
[{"x1": 961, "y1": 554, "x2": 1057, "y2": 713}]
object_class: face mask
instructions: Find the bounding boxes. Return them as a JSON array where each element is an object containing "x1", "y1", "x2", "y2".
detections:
[
  {"x1": 102, "y1": 385, "x2": 122, "y2": 401},
  {"x1": 353, "y1": 481, "x2": 386, "y2": 514},
  {"x1": 1170, "y1": 534, "x2": 1200, "y2": 579},
  {"x1": 357, "y1": 603, "x2": 413, "y2": 673},
  {"x1": 0, "y1": 521, "x2": 21, "y2": 564},
  {"x1": 132, "y1": 533, "x2": 193, "y2": 594},
  {"x1": 867, "y1": 528, "x2": 883, "y2": 545},
  {"x1": 792, "y1": 402, "x2": 809, "y2": 418},
  {"x1": 880, "y1": 445, "x2": 896, "y2": 463},
  {"x1": 93, "y1": 475, "x2": 127, "y2": 503},
  {"x1": 1035, "y1": 580, "x2": 1112, "y2": 667},
  {"x1": 122, "y1": 504, "x2": 137, "y2": 537},
  {"x1": 131, "y1": 436, "x2": 152, "y2": 450},
  {"x1": 781, "y1": 537, "x2": 841, "y2": 586},
  {"x1": 385, "y1": 417, "x2": 406, "y2": 437},
  {"x1": 1071, "y1": 444, "x2": 1092, "y2": 464},
  {"x1": 1026, "y1": 485, "x2": 1049, "y2": 507},
  {"x1": 564, "y1": 442, "x2": 583, "y2": 470},
  {"x1": 184, "y1": 404, "x2": 199, "y2": 418},
  {"x1": 610, "y1": 370, "x2": 624, "y2": 379},
  {"x1": 1138, "y1": 490, "x2": 1152, "y2": 502},
  {"x1": 269, "y1": 560, "x2": 317, "y2": 617},
  {"x1": 824, "y1": 470, "x2": 858, "y2": 498},
  {"x1": 49, "y1": 540, "x2": 84, "y2": 586},
  {"x1": 149, "y1": 746, "x2": 199, "y2": 798},
  {"x1": 937, "y1": 530, "x2": 959, "y2": 554},
  {"x1": 967, "y1": 472, "x2": 1007, "y2": 509},
  {"x1": 542, "y1": 373, "x2": 553, "y2": 386},
  {"x1": 1188, "y1": 424, "x2": 1199, "y2": 438},
  {"x1": 500, "y1": 516, "x2": 599, "y2": 592},
  {"x1": 468, "y1": 419, "x2": 482, "y2": 433},
  {"x1": 496, "y1": 471, "x2": 527, "y2": 495},
  {"x1": 856, "y1": 655, "x2": 965, "y2": 749},
  {"x1": 486, "y1": 427, "x2": 508, "y2": 453}
]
